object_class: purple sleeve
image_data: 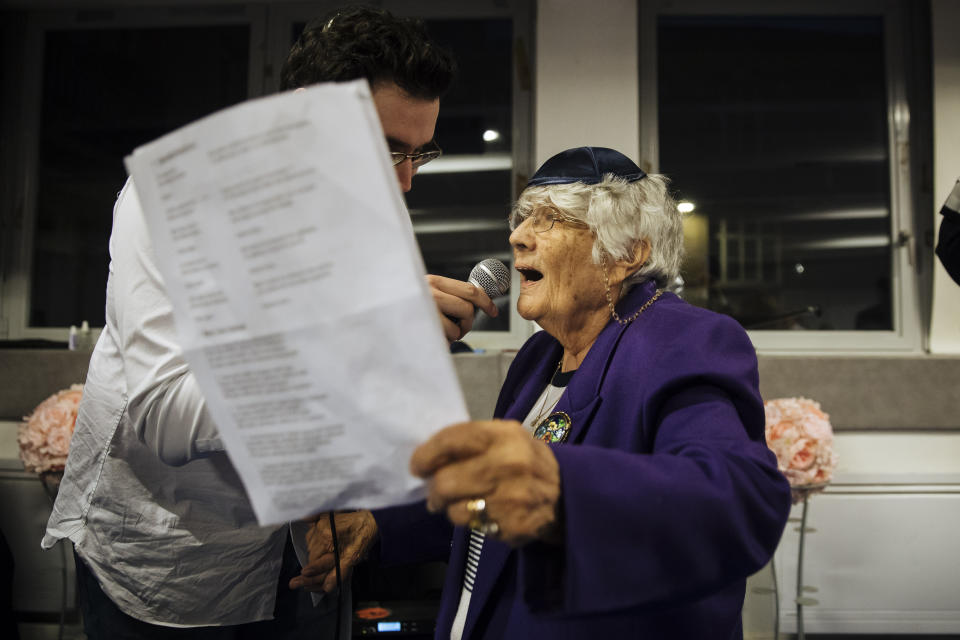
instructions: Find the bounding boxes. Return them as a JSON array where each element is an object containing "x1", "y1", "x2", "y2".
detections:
[{"x1": 371, "y1": 500, "x2": 453, "y2": 566}]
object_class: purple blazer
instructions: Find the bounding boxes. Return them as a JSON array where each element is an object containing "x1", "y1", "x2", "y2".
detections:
[{"x1": 376, "y1": 281, "x2": 791, "y2": 639}]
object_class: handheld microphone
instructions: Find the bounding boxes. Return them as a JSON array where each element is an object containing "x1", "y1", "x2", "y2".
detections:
[{"x1": 468, "y1": 258, "x2": 510, "y2": 315}]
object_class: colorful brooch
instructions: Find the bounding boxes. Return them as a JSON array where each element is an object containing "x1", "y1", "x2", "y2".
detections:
[{"x1": 533, "y1": 411, "x2": 572, "y2": 443}]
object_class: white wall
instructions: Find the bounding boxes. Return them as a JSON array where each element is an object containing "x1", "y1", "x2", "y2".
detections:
[
  {"x1": 534, "y1": 0, "x2": 639, "y2": 166},
  {"x1": 929, "y1": 0, "x2": 960, "y2": 353}
]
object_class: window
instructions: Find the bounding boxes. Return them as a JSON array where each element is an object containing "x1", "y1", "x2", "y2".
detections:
[
  {"x1": 0, "y1": 1, "x2": 532, "y2": 348},
  {"x1": 31, "y1": 25, "x2": 252, "y2": 328},
  {"x1": 640, "y1": 0, "x2": 931, "y2": 351},
  {"x1": 1, "y1": 5, "x2": 263, "y2": 342}
]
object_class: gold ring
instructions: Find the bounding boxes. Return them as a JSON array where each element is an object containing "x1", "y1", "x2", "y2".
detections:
[
  {"x1": 466, "y1": 497, "x2": 487, "y2": 529},
  {"x1": 478, "y1": 521, "x2": 499, "y2": 536},
  {"x1": 465, "y1": 498, "x2": 499, "y2": 535}
]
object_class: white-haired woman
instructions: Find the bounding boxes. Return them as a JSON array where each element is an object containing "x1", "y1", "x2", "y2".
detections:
[{"x1": 297, "y1": 147, "x2": 791, "y2": 640}]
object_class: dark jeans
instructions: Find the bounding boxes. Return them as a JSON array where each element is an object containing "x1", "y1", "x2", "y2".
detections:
[{"x1": 75, "y1": 534, "x2": 345, "y2": 639}]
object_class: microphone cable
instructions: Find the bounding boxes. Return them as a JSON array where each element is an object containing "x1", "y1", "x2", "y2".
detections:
[{"x1": 328, "y1": 512, "x2": 343, "y2": 639}]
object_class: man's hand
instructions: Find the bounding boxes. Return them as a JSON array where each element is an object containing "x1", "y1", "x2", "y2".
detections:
[
  {"x1": 426, "y1": 275, "x2": 498, "y2": 342},
  {"x1": 289, "y1": 510, "x2": 379, "y2": 592},
  {"x1": 410, "y1": 420, "x2": 562, "y2": 547}
]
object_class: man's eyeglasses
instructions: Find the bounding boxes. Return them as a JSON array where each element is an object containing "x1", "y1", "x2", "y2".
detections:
[
  {"x1": 511, "y1": 208, "x2": 589, "y2": 234},
  {"x1": 390, "y1": 142, "x2": 442, "y2": 168}
]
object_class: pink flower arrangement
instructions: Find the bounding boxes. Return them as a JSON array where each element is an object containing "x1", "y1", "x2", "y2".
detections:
[
  {"x1": 18, "y1": 384, "x2": 83, "y2": 474},
  {"x1": 764, "y1": 397, "x2": 838, "y2": 503}
]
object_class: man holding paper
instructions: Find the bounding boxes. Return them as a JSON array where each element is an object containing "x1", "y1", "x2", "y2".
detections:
[{"x1": 42, "y1": 7, "x2": 493, "y2": 639}]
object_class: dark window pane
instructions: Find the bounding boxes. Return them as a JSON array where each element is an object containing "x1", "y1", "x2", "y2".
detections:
[
  {"x1": 425, "y1": 18, "x2": 513, "y2": 155},
  {"x1": 30, "y1": 25, "x2": 249, "y2": 327},
  {"x1": 658, "y1": 16, "x2": 892, "y2": 330}
]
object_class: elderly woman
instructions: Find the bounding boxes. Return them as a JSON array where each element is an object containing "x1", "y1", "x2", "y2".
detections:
[{"x1": 295, "y1": 147, "x2": 791, "y2": 639}]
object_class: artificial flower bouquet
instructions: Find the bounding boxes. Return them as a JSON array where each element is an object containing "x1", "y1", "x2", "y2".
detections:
[
  {"x1": 764, "y1": 396, "x2": 838, "y2": 503},
  {"x1": 18, "y1": 384, "x2": 83, "y2": 474}
]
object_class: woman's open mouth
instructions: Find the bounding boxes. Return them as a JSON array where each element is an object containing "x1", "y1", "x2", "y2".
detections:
[{"x1": 517, "y1": 267, "x2": 543, "y2": 283}]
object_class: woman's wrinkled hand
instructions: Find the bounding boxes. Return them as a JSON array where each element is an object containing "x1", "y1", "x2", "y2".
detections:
[
  {"x1": 289, "y1": 510, "x2": 378, "y2": 593},
  {"x1": 410, "y1": 420, "x2": 562, "y2": 547}
]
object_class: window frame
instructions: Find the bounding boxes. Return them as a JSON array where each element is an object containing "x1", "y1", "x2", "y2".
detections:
[
  {"x1": 265, "y1": 1, "x2": 536, "y2": 351},
  {"x1": 638, "y1": 0, "x2": 926, "y2": 353}
]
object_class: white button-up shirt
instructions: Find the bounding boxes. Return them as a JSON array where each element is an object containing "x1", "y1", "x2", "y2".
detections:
[{"x1": 43, "y1": 179, "x2": 294, "y2": 626}]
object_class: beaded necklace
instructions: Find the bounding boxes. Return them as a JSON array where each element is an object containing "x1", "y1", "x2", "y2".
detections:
[{"x1": 601, "y1": 258, "x2": 663, "y2": 325}]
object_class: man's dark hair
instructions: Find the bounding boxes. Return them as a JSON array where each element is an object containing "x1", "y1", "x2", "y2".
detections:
[{"x1": 280, "y1": 6, "x2": 456, "y2": 99}]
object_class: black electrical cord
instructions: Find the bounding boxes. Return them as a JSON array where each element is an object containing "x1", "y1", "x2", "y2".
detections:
[{"x1": 328, "y1": 512, "x2": 343, "y2": 639}]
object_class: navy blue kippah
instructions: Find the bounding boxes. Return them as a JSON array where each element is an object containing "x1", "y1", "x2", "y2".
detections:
[{"x1": 527, "y1": 146, "x2": 646, "y2": 187}]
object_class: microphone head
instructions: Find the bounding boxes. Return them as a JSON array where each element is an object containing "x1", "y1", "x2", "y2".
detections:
[{"x1": 468, "y1": 258, "x2": 511, "y2": 300}]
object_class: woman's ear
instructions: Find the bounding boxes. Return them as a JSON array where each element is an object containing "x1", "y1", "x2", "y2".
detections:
[
  {"x1": 606, "y1": 240, "x2": 651, "y2": 289},
  {"x1": 621, "y1": 239, "x2": 651, "y2": 276}
]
